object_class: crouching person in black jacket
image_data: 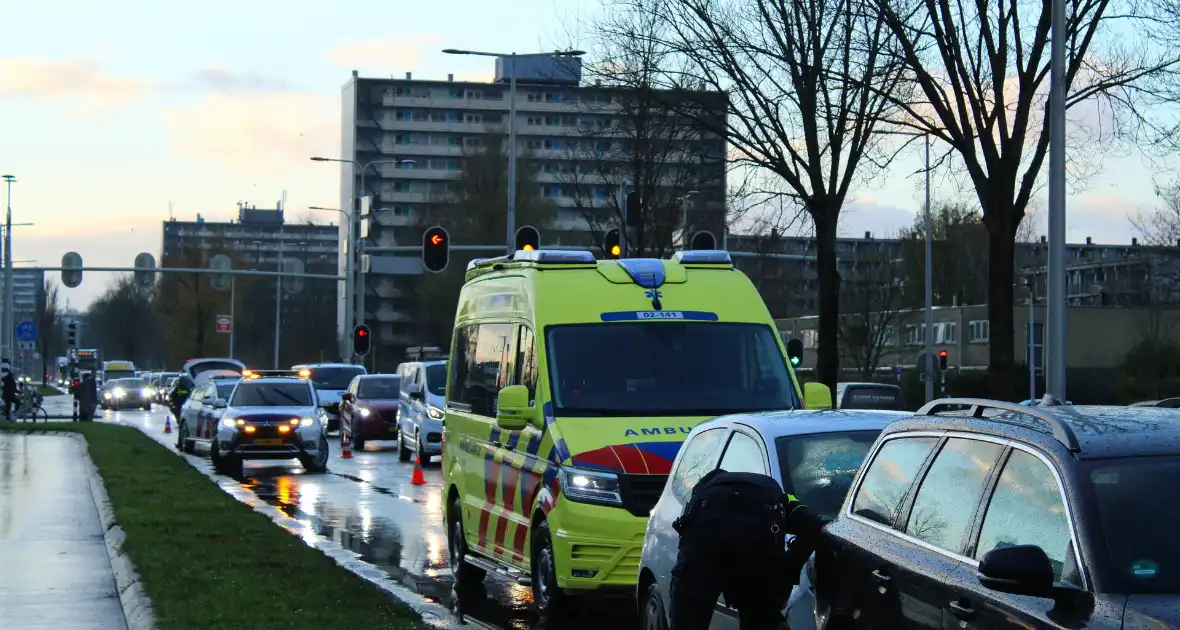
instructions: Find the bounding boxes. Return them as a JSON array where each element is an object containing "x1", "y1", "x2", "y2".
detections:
[{"x1": 670, "y1": 469, "x2": 828, "y2": 630}]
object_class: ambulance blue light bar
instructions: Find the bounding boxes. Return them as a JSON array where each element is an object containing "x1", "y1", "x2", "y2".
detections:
[
  {"x1": 512, "y1": 249, "x2": 597, "y2": 264},
  {"x1": 673, "y1": 250, "x2": 733, "y2": 265}
]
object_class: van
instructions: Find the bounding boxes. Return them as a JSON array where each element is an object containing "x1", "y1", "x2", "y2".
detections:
[
  {"x1": 441, "y1": 249, "x2": 830, "y2": 616},
  {"x1": 395, "y1": 346, "x2": 449, "y2": 463}
]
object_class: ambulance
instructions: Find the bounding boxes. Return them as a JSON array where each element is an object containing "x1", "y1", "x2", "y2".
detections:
[{"x1": 441, "y1": 248, "x2": 831, "y2": 616}]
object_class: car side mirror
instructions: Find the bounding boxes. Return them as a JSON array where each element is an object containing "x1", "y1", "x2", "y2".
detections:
[
  {"x1": 803, "y1": 382, "x2": 833, "y2": 410},
  {"x1": 211, "y1": 399, "x2": 228, "y2": 409},
  {"x1": 495, "y1": 385, "x2": 534, "y2": 431},
  {"x1": 977, "y1": 544, "x2": 1088, "y2": 606},
  {"x1": 409, "y1": 385, "x2": 425, "y2": 401}
]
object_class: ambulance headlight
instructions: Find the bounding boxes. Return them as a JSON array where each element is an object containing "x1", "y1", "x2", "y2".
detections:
[{"x1": 560, "y1": 467, "x2": 622, "y2": 505}]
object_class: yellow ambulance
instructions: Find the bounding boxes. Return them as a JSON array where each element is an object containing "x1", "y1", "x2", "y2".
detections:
[{"x1": 441, "y1": 249, "x2": 830, "y2": 616}]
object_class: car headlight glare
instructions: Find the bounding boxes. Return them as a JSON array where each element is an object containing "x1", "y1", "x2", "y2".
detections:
[
  {"x1": 300, "y1": 417, "x2": 314, "y2": 426},
  {"x1": 560, "y1": 467, "x2": 623, "y2": 505},
  {"x1": 103, "y1": 392, "x2": 112, "y2": 399},
  {"x1": 358, "y1": 407, "x2": 371, "y2": 417},
  {"x1": 143, "y1": 388, "x2": 155, "y2": 397},
  {"x1": 221, "y1": 417, "x2": 242, "y2": 428},
  {"x1": 113, "y1": 388, "x2": 125, "y2": 398},
  {"x1": 427, "y1": 406, "x2": 444, "y2": 420}
]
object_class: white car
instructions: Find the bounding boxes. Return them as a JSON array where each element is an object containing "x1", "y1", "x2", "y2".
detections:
[{"x1": 638, "y1": 409, "x2": 908, "y2": 630}]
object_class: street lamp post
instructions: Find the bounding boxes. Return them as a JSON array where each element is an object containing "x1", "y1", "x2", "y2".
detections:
[
  {"x1": 311, "y1": 157, "x2": 416, "y2": 363},
  {"x1": 874, "y1": 131, "x2": 935, "y2": 403},
  {"x1": 273, "y1": 228, "x2": 283, "y2": 370},
  {"x1": 680, "y1": 190, "x2": 700, "y2": 249},
  {"x1": 310, "y1": 205, "x2": 352, "y2": 360},
  {"x1": 442, "y1": 48, "x2": 586, "y2": 255},
  {"x1": 1046, "y1": 0, "x2": 1068, "y2": 398},
  {"x1": 2, "y1": 175, "x2": 15, "y2": 362}
]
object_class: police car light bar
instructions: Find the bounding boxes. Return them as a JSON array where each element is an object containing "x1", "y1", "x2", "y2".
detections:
[
  {"x1": 673, "y1": 250, "x2": 733, "y2": 265},
  {"x1": 513, "y1": 249, "x2": 597, "y2": 264}
]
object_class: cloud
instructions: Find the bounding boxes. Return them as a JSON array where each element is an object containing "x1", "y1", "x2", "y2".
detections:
[
  {"x1": 160, "y1": 91, "x2": 337, "y2": 176},
  {"x1": 325, "y1": 34, "x2": 442, "y2": 71},
  {"x1": 184, "y1": 68, "x2": 303, "y2": 94},
  {"x1": 0, "y1": 58, "x2": 153, "y2": 108}
]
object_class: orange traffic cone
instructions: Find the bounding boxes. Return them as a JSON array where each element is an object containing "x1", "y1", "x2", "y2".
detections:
[
  {"x1": 341, "y1": 433, "x2": 353, "y2": 459},
  {"x1": 163, "y1": 414, "x2": 172, "y2": 434},
  {"x1": 410, "y1": 456, "x2": 426, "y2": 485}
]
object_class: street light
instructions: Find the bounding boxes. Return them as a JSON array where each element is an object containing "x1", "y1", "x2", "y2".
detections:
[
  {"x1": 2, "y1": 174, "x2": 15, "y2": 362},
  {"x1": 310, "y1": 156, "x2": 416, "y2": 363},
  {"x1": 1047, "y1": 0, "x2": 1067, "y2": 398},
  {"x1": 875, "y1": 129, "x2": 934, "y2": 403},
  {"x1": 442, "y1": 47, "x2": 586, "y2": 255},
  {"x1": 680, "y1": 190, "x2": 700, "y2": 249}
]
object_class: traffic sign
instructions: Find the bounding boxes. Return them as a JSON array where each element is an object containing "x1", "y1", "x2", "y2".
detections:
[
  {"x1": 210, "y1": 254, "x2": 232, "y2": 292},
  {"x1": 15, "y1": 321, "x2": 36, "y2": 343},
  {"x1": 61, "y1": 252, "x2": 83, "y2": 288},
  {"x1": 216, "y1": 314, "x2": 232, "y2": 333}
]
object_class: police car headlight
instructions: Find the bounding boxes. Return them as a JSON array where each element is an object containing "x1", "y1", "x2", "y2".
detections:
[
  {"x1": 427, "y1": 406, "x2": 444, "y2": 420},
  {"x1": 300, "y1": 417, "x2": 315, "y2": 426},
  {"x1": 221, "y1": 417, "x2": 243, "y2": 429},
  {"x1": 560, "y1": 467, "x2": 622, "y2": 505}
]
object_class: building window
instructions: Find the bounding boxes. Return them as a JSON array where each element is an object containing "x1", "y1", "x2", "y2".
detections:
[
  {"x1": 544, "y1": 186, "x2": 567, "y2": 198},
  {"x1": 936, "y1": 322, "x2": 957, "y2": 344},
  {"x1": 544, "y1": 92, "x2": 564, "y2": 102},
  {"x1": 968, "y1": 320, "x2": 990, "y2": 344},
  {"x1": 527, "y1": 139, "x2": 543, "y2": 149},
  {"x1": 394, "y1": 134, "x2": 410, "y2": 145},
  {"x1": 904, "y1": 324, "x2": 927, "y2": 346},
  {"x1": 394, "y1": 86, "x2": 412, "y2": 97},
  {"x1": 465, "y1": 90, "x2": 483, "y2": 99},
  {"x1": 543, "y1": 139, "x2": 563, "y2": 150},
  {"x1": 392, "y1": 205, "x2": 411, "y2": 217},
  {"x1": 802, "y1": 329, "x2": 818, "y2": 349},
  {"x1": 392, "y1": 181, "x2": 410, "y2": 193},
  {"x1": 526, "y1": 116, "x2": 542, "y2": 126},
  {"x1": 464, "y1": 113, "x2": 482, "y2": 123},
  {"x1": 394, "y1": 110, "x2": 412, "y2": 121},
  {"x1": 464, "y1": 137, "x2": 483, "y2": 147},
  {"x1": 882, "y1": 326, "x2": 897, "y2": 347}
]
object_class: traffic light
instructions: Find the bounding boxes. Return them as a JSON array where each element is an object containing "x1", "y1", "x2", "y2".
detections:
[
  {"x1": 352, "y1": 324, "x2": 372, "y2": 357},
  {"x1": 422, "y1": 226, "x2": 450, "y2": 273},
  {"x1": 604, "y1": 229, "x2": 621, "y2": 259},
  {"x1": 938, "y1": 349, "x2": 948, "y2": 371},
  {"x1": 786, "y1": 339, "x2": 803, "y2": 367},
  {"x1": 515, "y1": 226, "x2": 540, "y2": 252},
  {"x1": 690, "y1": 231, "x2": 717, "y2": 250},
  {"x1": 67, "y1": 322, "x2": 77, "y2": 347}
]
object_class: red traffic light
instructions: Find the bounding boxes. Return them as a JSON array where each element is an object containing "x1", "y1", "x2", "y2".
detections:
[
  {"x1": 357, "y1": 328, "x2": 369, "y2": 337},
  {"x1": 939, "y1": 350, "x2": 948, "y2": 358}
]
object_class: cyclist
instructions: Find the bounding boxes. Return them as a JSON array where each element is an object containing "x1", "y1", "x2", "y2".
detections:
[{"x1": 1, "y1": 361, "x2": 15, "y2": 422}]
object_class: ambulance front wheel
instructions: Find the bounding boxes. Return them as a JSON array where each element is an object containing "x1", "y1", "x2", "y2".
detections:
[
  {"x1": 531, "y1": 519, "x2": 567, "y2": 618},
  {"x1": 449, "y1": 497, "x2": 486, "y2": 586}
]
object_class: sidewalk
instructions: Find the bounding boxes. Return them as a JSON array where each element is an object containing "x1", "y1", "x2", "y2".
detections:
[{"x1": 0, "y1": 433, "x2": 128, "y2": 629}]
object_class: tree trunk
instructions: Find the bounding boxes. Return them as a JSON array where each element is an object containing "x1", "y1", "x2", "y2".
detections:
[
  {"x1": 984, "y1": 208, "x2": 1019, "y2": 398},
  {"x1": 813, "y1": 206, "x2": 841, "y2": 392}
]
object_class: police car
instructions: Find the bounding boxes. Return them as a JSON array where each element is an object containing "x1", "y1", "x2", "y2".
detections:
[{"x1": 208, "y1": 375, "x2": 330, "y2": 477}]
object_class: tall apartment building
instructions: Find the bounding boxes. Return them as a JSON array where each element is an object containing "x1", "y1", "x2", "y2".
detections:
[
  {"x1": 338, "y1": 55, "x2": 728, "y2": 360},
  {"x1": 160, "y1": 203, "x2": 340, "y2": 366},
  {"x1": 1, "y1": 268, "x2": 46, "y2": 322}
]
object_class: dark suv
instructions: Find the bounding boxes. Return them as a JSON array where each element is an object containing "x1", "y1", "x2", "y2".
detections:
[{"x1": 815, "y1": 397, "x2": 1180, "y2": 629}]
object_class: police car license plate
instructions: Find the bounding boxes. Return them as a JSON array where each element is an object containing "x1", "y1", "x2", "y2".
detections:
[{"x1": 253, "y1": 439, "x2": 283, "y2": 446}]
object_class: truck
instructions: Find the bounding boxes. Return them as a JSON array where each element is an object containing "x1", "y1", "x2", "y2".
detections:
[{"x1": 102, "y1": 360, "x2": 137, "y2": 383}]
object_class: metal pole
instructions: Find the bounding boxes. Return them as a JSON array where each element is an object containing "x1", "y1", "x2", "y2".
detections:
[
  {"x1": 923, "y1": 134, "x2": 934, "y2": 404},
  {"x1": 1046, "y1": 0, "x2": 1068, "y2": 398},
  {"x1": 274, "y1": 232, "x2": 283, "y2": 370},
  {"x1": 355, "y1": 167, "x2": 368, "y2": 366},
  {"x1": 507, "y1": 53, "x2": 518, "y2": 255},
  {"x1": 229, "y1": 276, "x2": 236, "y2": 359},
  {"x1": 1028, "y1": 277, "x2": 1035, "y2": 401},
  {"x1": 618, "y1": 184, "x2": 629, "y2": 258},
  {"x1": 2, "y1": 176, "x2": 11, "y2": 361}
]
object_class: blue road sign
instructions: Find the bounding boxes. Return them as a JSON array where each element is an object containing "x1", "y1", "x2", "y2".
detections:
[{"x1": 15, "y1": 321, "x2": 36, "y2": 343}]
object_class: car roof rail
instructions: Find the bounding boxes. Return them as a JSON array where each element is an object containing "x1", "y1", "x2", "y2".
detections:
[{"x1": 916, "y1": 397, "x2": 1081, "y2": 453}]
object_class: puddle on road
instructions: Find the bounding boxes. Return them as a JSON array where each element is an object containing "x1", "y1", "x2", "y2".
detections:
[{"x1": 238, "y1": 471, "x2": 637, "y2": 630}]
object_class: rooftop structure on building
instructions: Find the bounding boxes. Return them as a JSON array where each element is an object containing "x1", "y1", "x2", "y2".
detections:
[{"x1": 338, "y1": 55, "x2": 729, "y2": 361}]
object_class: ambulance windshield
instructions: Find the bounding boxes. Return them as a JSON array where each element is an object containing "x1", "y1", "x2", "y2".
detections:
[{"x1": 546, "y1": 322, "x2": 799, "y2": 416}]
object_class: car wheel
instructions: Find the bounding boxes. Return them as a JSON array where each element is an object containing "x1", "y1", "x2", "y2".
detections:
[
  {"x1": 642, "y1": 583, "x2": 670, "y2": 630},
  {"x1": 211, "y1": 439, "x2": 241, "y2": 476},
  {"x1": 448, "y1": 496, "x2": 486, "y2": 586},
  {"x1": 300, "y1": 434, "x2": 329, "y2": 473},
  {"x1": 531, "y1": 520, "x2": 566, "y2": 619},
  {"x1": 398, "y1": 432, "x2": 412, "y2": 462},
  {"x1": 353, "y1": 432, "x2": 366, "y2": 452}
]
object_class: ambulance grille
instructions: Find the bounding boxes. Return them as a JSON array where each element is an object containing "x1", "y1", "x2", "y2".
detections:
[{"x1": 618, "y1": 474, "x2": 667, "y2": 518}]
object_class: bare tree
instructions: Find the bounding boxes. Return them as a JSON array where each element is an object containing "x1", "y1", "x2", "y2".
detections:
[
  {"x1": 840, "y1": 246, "x2": 905, "y2": 379},
  {"x1": 865, "y1": 0, "x2": 1180, "y2": 389},
  {"x1": 33, "y1": 279, "x2": 62, "y2": 380},
  {"x1": 87, "y1": 276, "x2": 159, "y2": 364},
  {"x1": 589, "y1": 0, "x2": 910, "y2": 391},
  {"x1": 155, "y1": 240, "x2": 233, "y2": 364}
]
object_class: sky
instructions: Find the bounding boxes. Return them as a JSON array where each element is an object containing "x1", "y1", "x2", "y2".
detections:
[{"x1": 0, "y1": 0, "x2": 1171, "y2": 308}]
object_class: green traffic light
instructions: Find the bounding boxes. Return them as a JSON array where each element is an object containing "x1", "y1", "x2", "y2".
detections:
[{"x1": 790, "y1": 356, "x2": 801, "y2": 366}]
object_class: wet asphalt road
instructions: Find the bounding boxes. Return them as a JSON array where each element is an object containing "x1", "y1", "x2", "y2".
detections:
[{"x1": 101, "y1": 405, "x2": 639, "y2": 630}]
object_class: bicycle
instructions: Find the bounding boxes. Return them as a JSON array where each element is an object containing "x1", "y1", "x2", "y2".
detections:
[{"x1": 14, "y1": 387, "x2": 47, "y2": 422}]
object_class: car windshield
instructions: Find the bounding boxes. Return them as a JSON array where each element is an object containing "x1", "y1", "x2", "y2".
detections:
[
  {"x1": 189, "y1": 361, "x2": 243, "y2": 377},
  {"x1": 545, "y1": 322, "x2": 798, "y2": 416},
  {"x1": 1088, "y1": 455, "x2": 1180, "y2": 594},
  {"x1": 839, "y1": 385, "x2": 906, "y2": 410},
  {"x1": 215, "y1": 382, "x2": 239, "y2": 399},
  {"x1": 425, "y1": 364, "x2": 447, "y2": 396},
  {"x1": 358, "y1": 377, "x2": 401, "y2": 399},
  {"x1": 105, "y1": 371, "x2": 136, "y2": 380},
  {"x1": 230, "y1": 382, "x2": 313, "y2": 407},
  {"x1": 308, "y1": 367, "x2": 366, "y2": 390},
  {"x1": 116, "y1": 378, "x2": 147, "y2": 388},
  {"x1": 776, "y1": 430, "x2": 881, "y2": 520}
]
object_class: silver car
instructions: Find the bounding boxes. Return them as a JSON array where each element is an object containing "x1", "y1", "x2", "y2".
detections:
[
  {"x1": 638, "y1": 409, "x2": 908, "y2": 630},
  {"x1": 209, "y1": 377, "x2": 330, "y2": 477}
]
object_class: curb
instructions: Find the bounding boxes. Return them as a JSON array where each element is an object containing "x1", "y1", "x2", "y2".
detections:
[{"x1": 4, "y1": 429, "x2": 157, "y2": 630}]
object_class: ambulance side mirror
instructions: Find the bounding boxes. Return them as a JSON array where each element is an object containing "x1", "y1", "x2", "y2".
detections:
[
  {"x1": 495, "y1": 385, "x2": 532, "y2": 431},
  {"x1": 803, "y1": 382, "x2": 833, "y2": 410}
]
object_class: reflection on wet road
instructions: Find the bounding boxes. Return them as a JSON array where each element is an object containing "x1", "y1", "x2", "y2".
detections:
[{"x1": 103, "y1": 406, "x2": 638, "y2": 630}]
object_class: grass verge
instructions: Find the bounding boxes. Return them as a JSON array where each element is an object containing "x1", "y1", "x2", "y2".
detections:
[
  {"x1": 36, "y1": 384, "x2": 64, "y2": 396},
  {"x1": 2, "y1": 423, "x2": 429, "y2": 630}
]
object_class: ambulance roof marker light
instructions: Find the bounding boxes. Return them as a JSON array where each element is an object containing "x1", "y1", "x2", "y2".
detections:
[
  {"x1": 673, "y1": 250, "x2": 733, "y2": 265},
  {"x1": 512, "y1": 249, "x2": 597, "y2": 264}
]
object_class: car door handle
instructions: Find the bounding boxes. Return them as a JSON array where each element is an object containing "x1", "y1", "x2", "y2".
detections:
[
  {"x1": 871, "y1": 569, "x2": 891, "y2": 585},
  {"x1": 948, "y1": 599, "x2": 975, "y2": 619}
]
